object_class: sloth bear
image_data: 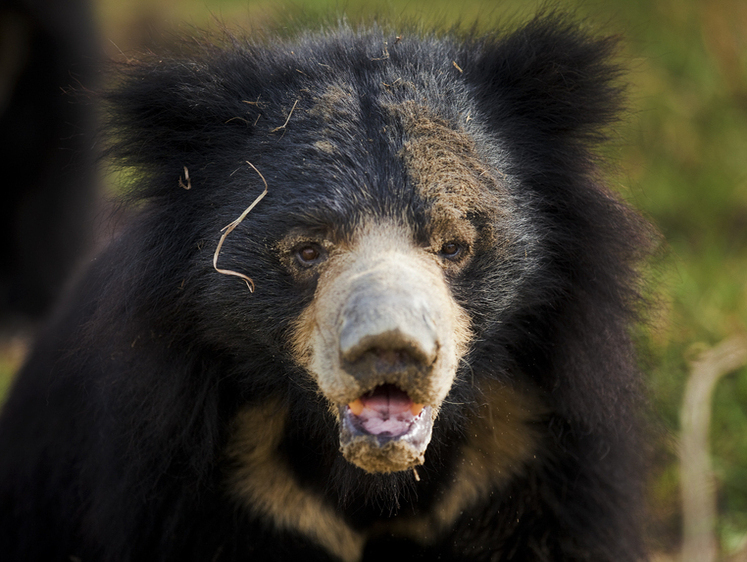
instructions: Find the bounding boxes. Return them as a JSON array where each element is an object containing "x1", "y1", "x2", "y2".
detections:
[{"x1": 0, "y1": 14, "x2": 652, "y2": 562}]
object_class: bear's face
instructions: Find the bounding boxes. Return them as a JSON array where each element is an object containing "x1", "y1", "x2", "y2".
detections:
[
  {"x1": 114, "y1": 33, "x2": 545, "y2": 477},
  {"x1": 274, "y1": 101, "x2": 516, "y2": 473},
  {"x1": 288, "y1": 220, "x2": 471, "y2": 472}
]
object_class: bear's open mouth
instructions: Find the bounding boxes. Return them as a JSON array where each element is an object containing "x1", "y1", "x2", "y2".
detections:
[
  {"x1": 338, "y1": 384, "x2": 434, "y2": 472},
  {"x1": 345, "y1": 384, "x2": 425, "y2": 439}
]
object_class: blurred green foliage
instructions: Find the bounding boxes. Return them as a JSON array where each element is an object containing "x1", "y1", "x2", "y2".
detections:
[{"x1": 2, "y1": 0, "x2": 745, "y2": 556}]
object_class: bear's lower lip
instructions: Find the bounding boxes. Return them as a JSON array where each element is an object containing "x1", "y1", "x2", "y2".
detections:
[{"x1": 338, "y1": 384, "x2": 434, "y2": 473}]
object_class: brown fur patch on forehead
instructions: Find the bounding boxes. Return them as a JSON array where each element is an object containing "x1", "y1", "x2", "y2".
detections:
[
  {"x1": 309, "y1": 83, "x2": 356, "y2": 118},
  {"x1": 392, "y1": 101, "x2": 508, "y2": 245},
  {"x1": 314, "y1": 140, "x2": 336, "y2": 154},
  {"x1": 308, "y1": 82, "x2": 362, "y2": 156},
  {"x1": 309, "y1": 83, "x2": 360, "y2": 128}
]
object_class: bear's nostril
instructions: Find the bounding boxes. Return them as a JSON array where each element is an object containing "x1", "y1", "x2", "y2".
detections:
[
  {"x1": 346, "y1": 346, "x2": 421, "y2": 377},
  {"x1": 340, "y1": 329, "x2": 436, "y2": 368},
  {"x1": 371, "y1": 348, "x2": 411, "y2": 367},
  {"x1": 337, "y1": 270, "x2": 440, "y2": 370}
]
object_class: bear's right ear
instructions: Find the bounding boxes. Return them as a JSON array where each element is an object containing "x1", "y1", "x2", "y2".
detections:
[
  {"x1": 105, "y1": 52, "x2": 262, "y2": 175},
  {"x1": 465, "y1": 14, "x2": 623, "y2": 145}
]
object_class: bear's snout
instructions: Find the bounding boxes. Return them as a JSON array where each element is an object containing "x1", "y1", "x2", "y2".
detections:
[{"x1": 338, "y1": 267, "x2": 439, "y2": 384}]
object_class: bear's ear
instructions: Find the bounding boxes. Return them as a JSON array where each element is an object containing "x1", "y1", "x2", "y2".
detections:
[
  {"x1": 105, "y1": 52, "x2": 262, "y2": 172},
  {"x1": 465, "y1": 15, "x2": 623, "y2": 142}
]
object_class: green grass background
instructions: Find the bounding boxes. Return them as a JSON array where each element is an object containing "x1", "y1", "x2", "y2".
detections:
[{"x1": 2, "y1": 0, "x2": 746, "y2": 556}]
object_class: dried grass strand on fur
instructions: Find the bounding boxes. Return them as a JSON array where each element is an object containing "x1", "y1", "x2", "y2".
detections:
[{"x1": 212, "y1": 161, "x2": 268, "y2": 292}]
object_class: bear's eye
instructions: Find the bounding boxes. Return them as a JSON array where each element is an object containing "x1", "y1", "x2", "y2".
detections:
[
  {"x1": 295, "y1": 243, "x2": 325, "y2": 267},
  {"x1": 439, "y1": 241, "x2": 465, "y2": 260}
]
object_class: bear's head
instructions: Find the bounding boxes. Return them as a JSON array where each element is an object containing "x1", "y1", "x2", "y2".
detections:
[{"x1": 107, "y1": 22, "x2": 626, "y2": 477}]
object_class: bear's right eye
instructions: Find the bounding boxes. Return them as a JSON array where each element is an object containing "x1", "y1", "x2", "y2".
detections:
[
  {"x1": 439, "y1": 241, "x2": 466, "y2": 261},
  {"x1": 295, "y1": 243, "x2": 326, "y2": 267}
]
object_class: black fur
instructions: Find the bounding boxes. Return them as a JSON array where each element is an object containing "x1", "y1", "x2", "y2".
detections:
[
  {"x1": 0, "y1": 0, "x2": 99, "y2": 319},
  {"x1": 0, "y1": 14, "x2": 652, "y2": 561}
]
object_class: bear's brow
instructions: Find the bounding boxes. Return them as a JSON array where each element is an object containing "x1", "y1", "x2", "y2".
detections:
[{"x1": 282, "y1": 206, "x2": 361, "y2": 242}]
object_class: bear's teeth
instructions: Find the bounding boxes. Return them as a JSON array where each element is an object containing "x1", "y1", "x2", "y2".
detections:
[
  {"x1": 360, "y1": 414, "x2": 412, "y2": 436},
  {"x1": 348, "y1": 399, "x2": 364, "y2": 416},
  {"x1": 410, "y1": 403, "x2": 424, "y2": 416}
]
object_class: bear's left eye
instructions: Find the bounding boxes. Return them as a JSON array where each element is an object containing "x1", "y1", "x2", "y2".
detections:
[
  {"x1": 295, "y1": 243, "x2": 326, "y2": 267},
  {"x1": 439, "y1": 241, "x2": 465, "y2": 260}
]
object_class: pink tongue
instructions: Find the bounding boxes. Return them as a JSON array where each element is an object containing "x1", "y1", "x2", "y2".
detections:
[
  {"x1": 360, "y1": 385, "x2": 412, "y2": 414},
  {"x1": 358, "y1": 386, "x2": 416, "y2": 436}
]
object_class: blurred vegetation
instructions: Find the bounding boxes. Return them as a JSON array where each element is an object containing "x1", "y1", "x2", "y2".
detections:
[{"x1": 1, "y1": 0, "x2": 745, "y2": 557}]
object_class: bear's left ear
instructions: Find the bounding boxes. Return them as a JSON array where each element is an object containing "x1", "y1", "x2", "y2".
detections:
[
  {"x1": 464, "y1": 15, "x2": 624, "y2": 143},
  {"x1": 105, "y1": 53, "x2": 262, "y2": 173}
]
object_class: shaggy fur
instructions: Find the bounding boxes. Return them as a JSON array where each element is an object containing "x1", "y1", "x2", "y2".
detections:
[{"x1": 0, "y1": 14, "x2": 652, "y2": 562}]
